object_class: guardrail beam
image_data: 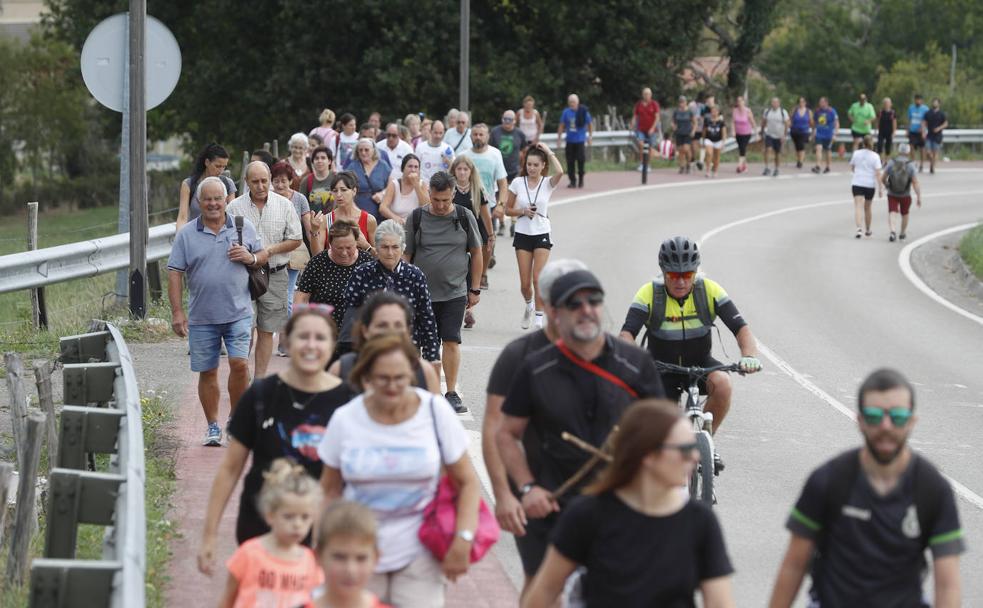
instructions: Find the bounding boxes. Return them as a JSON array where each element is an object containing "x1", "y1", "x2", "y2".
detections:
[
  {"x1": 29, "y1": 559, "x2": 120, "y2": 608},
  {"x1": 59, "y1": 331, "x2": 110, "y2": 364},
  {"x1": 44, "y1": 469, "x2": 124, "y2": 559},
  {"x1": 57, "y1": 406, "x2": 124, "y2": 470},
  {"x1": 62, "y1": 362, "x2": 120, "y2": 405}
]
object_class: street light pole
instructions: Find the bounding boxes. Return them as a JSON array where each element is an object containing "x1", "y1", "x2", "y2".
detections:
[
  {"x1": 128, "y1": 0, "x2": 147, "y2": 319},
  {"x1": 459, "y1": 0, "x2": 469, "y2": 113}
]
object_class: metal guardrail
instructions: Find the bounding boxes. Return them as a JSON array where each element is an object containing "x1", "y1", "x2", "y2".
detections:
[
  {"x1": 29, "y1": 321, "x2": 146, "y2": 608},
  {"x1": 0, "y1": 128, "x2": 980, "y2": 297}
]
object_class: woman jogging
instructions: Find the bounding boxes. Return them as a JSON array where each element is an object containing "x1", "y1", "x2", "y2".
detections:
[{"x1": 504, "y1": 143, "x2": 564, "y2": 330}]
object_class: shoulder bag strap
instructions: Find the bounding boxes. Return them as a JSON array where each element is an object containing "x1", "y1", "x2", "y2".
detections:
[{"x1": 555, "y1": 340, "x2": 638, "y2": 399}]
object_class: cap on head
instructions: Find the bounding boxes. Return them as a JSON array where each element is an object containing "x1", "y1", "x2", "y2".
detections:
[
  {"x1": 658, "y1": 236, "x2": 701, "y2": 273},
  {"x1": 549, "y1": 269, "x2": 604, "y2": 307}
]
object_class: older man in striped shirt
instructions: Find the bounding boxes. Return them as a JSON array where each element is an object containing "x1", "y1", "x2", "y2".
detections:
[{"x1": 227, "y1": 161, "x2": 302, "y2": 378}]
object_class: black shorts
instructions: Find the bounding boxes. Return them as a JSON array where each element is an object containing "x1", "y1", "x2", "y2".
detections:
[
  {"x1": 431, "y1": 296, "x2": 467, "y2": 343},
  {"x1": 791, "y1": 131, "x2": 810, "y2": 151},
  {"x1": 764, "y1": 135, "x2": 783, "y2": 152},
  {"x1": 674, "y1": 134, "x2": 692, "y2": 146},
  {"x1": 852, "y1": 185, "x2": 876, "y2": 201},
  {"x1": 850, "y1": 129, "x2": 867, "y2": 140},
  {"x1": 876, "y1": 133, "x2": 893, "y2": 154},
  {"x1": 908, "y1": 131, "x2": 925, "y2": 149},
  {"x1": 515, "y1": 515, "x2": 556, "y2": 576},
  {"x1": 513, "y1": 232, "x2": 552, "y2": 251},
  {"x1": 659, "y1": 355, "x2": 722, "y2": 402}
]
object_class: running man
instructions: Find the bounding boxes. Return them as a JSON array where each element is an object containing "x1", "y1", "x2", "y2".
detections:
[
  {"x1": 875, "y1": 97, "x2": 898, "y2": 163},
  {"x1": 906, "y1": 94, "x2": 929, "y2": 172},
  {"x1": 761, "y1": 97, "x2": 789, "y2": 177},
  {"x1": 847, "y1": 92, "x2": 876, "y2": 151},
  {"x1": 882, "y1": 142, "x2": 922, "y2": 242},
  {"x1": 811, "y1": 97, "x2": 839, "y2": 174},
  {"x1": 923, "y1": 97, "x2": 949, "y2": 175}
]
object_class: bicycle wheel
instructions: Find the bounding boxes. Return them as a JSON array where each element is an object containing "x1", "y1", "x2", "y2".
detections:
[{"x1": 688, "y1": 431, "x2": 715, "y2": 505}]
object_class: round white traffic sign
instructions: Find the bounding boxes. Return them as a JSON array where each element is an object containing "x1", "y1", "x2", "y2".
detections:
[{"x1": 80, "y1": 13, "x2": 181, "y2": 113}]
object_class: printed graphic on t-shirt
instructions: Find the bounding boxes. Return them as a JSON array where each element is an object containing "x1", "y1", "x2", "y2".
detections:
[
  {"x1": 290, "y1": 424, "x2": 326, "y2": 461},
  {"x1": 341, "y1": 446, "x2": 435, "y2": 515}
]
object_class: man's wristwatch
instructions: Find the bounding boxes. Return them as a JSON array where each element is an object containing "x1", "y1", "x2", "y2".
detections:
[
  {"x1": 519, "y1": 482, "x2": 536, "y2": 497},
  {"x1": 457, "y1": 529, "x2": 475, "y2": 543},
  {"x1": 468, "y1": 288, "x2": 481, "y2": 296}
]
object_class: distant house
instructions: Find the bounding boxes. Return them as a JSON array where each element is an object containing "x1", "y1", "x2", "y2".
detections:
[
  {"x1": 0, "y1": 0, "x2": 44, "y2": 42},
  {"x1": 680, "y1": 56, "x2": 766, "y2": 93}
]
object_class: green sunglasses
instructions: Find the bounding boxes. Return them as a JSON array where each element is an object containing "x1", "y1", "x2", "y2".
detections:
[{"x1": 861, "y1": 406, "x2": 913, "y2": 427}]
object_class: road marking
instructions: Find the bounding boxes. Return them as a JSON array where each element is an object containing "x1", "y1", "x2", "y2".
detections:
[
  {"x1": 698, "y1": 188, "x2": 983, "y2": 511},
  {"x1": 898, "y1": 222, "x2": 983, "y2": 326},
  {"x1": 466, "y1": 430, "x2": 495, "y2": 499}
]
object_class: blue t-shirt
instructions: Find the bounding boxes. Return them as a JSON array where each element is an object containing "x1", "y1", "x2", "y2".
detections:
[
  {"x1": 814, "y1": 107, "x2": 838, "y2": 140},
  {"x1": 167, "y1": 214, "x2": 262, "y2": 325},
  {"x1": 560, "y1": 107, "x2": 592, "y2": 144},
  {"x1": 907, "y1": 104, "x2": 929, "y2": 133}
]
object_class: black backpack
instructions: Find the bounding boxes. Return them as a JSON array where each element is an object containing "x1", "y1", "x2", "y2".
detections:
[
  {"x1": 409, "y1": 205, "x2": 473, "y2": 263},
  {"x1": 641, "y1": 279, "x2": 713, "y2": 348},
  {"x1": 885, "y1": 159, "x2": 913, "y2": 194}
]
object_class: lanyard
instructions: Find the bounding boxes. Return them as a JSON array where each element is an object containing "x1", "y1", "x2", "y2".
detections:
[{"x1": 523, "y1": 176, "x2": 545, "y2": 209}]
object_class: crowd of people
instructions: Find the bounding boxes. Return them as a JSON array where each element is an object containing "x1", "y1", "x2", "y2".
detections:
[{"x1": 164, "y1": 94, "x2": 964, "y2": 607}]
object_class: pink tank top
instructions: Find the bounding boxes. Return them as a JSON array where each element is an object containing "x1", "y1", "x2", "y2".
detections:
[{"x1": 732, "y1": 107, "x2": 752, "y2": 136}]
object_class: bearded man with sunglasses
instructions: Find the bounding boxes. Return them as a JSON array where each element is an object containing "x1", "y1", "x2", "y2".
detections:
[
  {"x1": 620, "y1": 236, "x2": 761, "y2": 435},
  {"x1": 769, "y1": 368, "x2": 963, "y2": 608}
]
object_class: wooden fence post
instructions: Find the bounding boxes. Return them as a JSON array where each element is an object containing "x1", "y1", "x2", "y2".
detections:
[
  {"x1": 0, "y1": 462, "x2": 13, "y2": 550},
  {"x1": 147, "y1": 261, "x2": 162, "y2": 302},
  {"x1": 4, "y1": 352, "x2": 28, "y2": 472},
  {"x1": 27, "y1": 202, "x2": 48, "y2": 330},
  {"x1": 5, "y1": 412, "x2": 45, "y2": 586},
  {"x1": 33, "y1": 360, "x2": 58, "y2": 475}
]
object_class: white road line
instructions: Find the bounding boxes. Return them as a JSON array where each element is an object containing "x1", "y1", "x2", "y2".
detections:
[
  {"x1": 898, "y1": 222, "x2": 983, "y2": 326},
  {"x1": 466, "y1": 430, "x2": 495, "y2": 499},
  {"x1": 698, "y1": 188, "x2": 983, "y2": 511}
]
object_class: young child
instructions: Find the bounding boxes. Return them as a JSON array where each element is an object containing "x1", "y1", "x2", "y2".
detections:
[
  {"x1": 308, "y1": 501, "x2": 389, "y2": 608},
  {"x1": 222, "y1": 459, "x2": 323, "y2": 608}
]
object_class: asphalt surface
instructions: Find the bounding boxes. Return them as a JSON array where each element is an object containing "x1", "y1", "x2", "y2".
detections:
[{"x1": 451, "y1": 166, "x2": 983, "y2": 605}]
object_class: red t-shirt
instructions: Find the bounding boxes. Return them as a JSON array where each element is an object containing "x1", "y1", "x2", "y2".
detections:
[{"x1": 634, "y1": 100, "x2": 661, "y2": 132}]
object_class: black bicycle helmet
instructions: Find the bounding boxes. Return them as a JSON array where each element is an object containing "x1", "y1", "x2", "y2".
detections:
[{"x1": 658, "y1": 236, "x2": 701, "y2": 272}]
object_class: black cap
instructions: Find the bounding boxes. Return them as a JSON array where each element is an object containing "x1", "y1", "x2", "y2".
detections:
[{"x1": 549, "y1": 269, "x2": 604, "y2": 306}]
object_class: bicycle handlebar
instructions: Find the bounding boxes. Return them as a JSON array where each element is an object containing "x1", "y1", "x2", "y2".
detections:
[{"x1": 654, "y1": 361, "x2": 745, "y2": 378}]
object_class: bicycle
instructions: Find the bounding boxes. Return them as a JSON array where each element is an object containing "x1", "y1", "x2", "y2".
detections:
[{"x1": 654, "y1": 361, "x2": 745, "y2": 505}]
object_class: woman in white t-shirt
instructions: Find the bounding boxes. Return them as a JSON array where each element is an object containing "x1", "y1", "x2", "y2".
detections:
[
  {"x1": 318, "y1": 333, "x2": 481, "y2": 607},
  {"x1": 849, "y1": 135, "x2": 883, "y2": 239},
  {"x1": 504, "y1": 143, "x2": 565, "y2": 330},
  {"x1": 379, "y1": 154, "x2": 430, "y2": 224}
]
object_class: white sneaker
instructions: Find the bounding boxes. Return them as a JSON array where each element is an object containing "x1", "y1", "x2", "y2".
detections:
[
  {"x1": 521, "y1": 306, "x2": 533, "y2": 330},
  {"x1": 534, "y1": 312, "x2": 545, "y2": 329},
  {"x1": 636, "y1": 164, "x2": 644, "y2": 172}
]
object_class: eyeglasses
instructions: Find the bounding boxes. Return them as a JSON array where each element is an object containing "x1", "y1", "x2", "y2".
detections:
[
  {"x1": 561, "y1": 293, "x2": 604, "y2": 311},
  {"x1": 861, "y1": 406, "x2": 912, "y2": 427},
  {"x1": 665, "y1": 271, "x2": 696, "y2": 282},
  {"x1": 502, "y1": 117, "x2": 514, "y2": 123},
  {"x1": 659, "y1": 442, "x2": 699, "y2": 456}
]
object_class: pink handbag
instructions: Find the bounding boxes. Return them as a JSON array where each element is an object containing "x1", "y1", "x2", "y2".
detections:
[{"x1": 418, "y1": 396, "x2": 500, "y2": 562}]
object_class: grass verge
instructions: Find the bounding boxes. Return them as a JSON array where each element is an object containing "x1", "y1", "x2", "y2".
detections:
[
  {"x1": 0, "y1": 392, "x2": 177, "y2": 608},
  {"x1": 959, "y1": 224, "x2": 983, "y2": 280}
]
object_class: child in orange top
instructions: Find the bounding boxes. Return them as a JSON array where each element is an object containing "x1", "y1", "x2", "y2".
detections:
[
  {"x1": 306, "y1": 501, "x2": 390, "y2": 608},
  {"x1": 221, "y1": 459, "x2": 323, "y2": 608}
]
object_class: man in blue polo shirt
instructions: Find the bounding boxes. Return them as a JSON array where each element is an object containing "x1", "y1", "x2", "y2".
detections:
[
  {"x1": 168, "y1": 176, "x2": 263, "y2": 446},
  {"x1": 557, "y1": 93, "x2": 593, "y2": 189},
  {"x1": 811, "y1": 97, "x2": 839, "y2": 174}
]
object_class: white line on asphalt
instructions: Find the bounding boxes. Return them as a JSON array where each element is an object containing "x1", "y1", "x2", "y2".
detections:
[
  {"x1": 467, "y1": 430, "x2": 495, "y2": 499},
  {"x1": 898, "y1": 222, "x2": 983, "y2": 326},
  {"x1": 699, "y1": 188, "x2": 983, "y2": 511}
]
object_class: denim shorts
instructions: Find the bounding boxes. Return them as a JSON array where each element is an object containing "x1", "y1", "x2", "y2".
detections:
[
  {"x1": 634, "y1": 130, "x2": 659, "y2": 147},
  {"x1": 189, "y1": 316, "x2": 252, "y2": 372}
]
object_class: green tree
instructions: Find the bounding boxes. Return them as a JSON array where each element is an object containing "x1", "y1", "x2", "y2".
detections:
[
  {"x1": 876, "y1": 45, "x2": 983, "y2": 127},
  {"x1": 703, "y1": 0, "x2": 781, "y2": 103}
]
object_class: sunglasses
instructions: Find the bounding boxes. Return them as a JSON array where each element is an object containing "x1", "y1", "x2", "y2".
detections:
[
  {"x1": 861, "y1": 406, "x2": 912, "y2": 427},
  {"x1": 665, "y1": 271, "x2": 696, "y2": 282},
  {"x1": 561, "y1": 293, "x2": 604, "y2": 311},
  {"x1": 660, "y1": 442, "x2": 699, "y2": 455}
]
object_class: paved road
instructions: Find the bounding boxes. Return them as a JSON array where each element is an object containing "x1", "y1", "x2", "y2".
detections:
[{"x1": 165, "y1": 164, "x2": 983, "y2": 606}]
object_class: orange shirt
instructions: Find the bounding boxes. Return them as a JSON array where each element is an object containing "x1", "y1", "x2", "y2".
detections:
[{"x1": 227, "y1": 537, "x2": 324, "y2": 608}]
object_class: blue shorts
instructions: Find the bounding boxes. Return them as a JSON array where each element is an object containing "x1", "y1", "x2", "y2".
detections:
[
  {"x1": 926, "y1": 138, "x2": 943, "y2": 151},
  {"x1": 634, "y1": 130, "x2": 659, "y2": 147},
  {"x1": 189, "y1": 317, "x2": 252, "y2": 372},
  {"x1": 815, "y1": 138, "x2": 833, "y2": 151}
]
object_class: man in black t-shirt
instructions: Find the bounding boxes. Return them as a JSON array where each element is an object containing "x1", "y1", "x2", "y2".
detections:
[
  {"x1": 769, "y1": 369, "x2": 964, "y2": 608},
  {"x1": 482, "y1": 259, "x2": 587, "y2": 541},
  {"x1": 922, "y1": 97, "x2": 949, "y2": 175},
  {"x1": 495, "y1": 268, "x2": 665, "y2": 583}
]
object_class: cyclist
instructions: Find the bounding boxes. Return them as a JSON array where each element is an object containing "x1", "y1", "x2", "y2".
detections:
[{"x1": 619, "y1": 236, "x2": 762, "y2": 437}]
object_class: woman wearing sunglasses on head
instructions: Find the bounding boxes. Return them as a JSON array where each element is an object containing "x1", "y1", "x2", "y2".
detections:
[{"x1": 522, "y1": 399, "x2": 736, "y2": 608}]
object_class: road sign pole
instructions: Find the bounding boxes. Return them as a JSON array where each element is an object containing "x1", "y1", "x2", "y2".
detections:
[
  {"x1": 459, "y1": 0, "x2": 469, "y2": 113},
  {"x1": 114, "y1": 18, "x2": 130, "y2": 304},
  {"x1": 128, "y1": 0, "x2": 147, "y2": 319}
]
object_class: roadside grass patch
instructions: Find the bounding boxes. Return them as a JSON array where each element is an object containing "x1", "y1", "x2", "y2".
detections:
[{"x1": 959, "y1": 223, "x2": 983, "y2": 280}]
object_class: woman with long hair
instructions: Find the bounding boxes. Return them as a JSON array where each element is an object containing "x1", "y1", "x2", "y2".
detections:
[
  {"x1": 309, "y1": 108, "x2": 338, "y2": 154},
  {"x1": 523, "y1": 400, "x2": 736, "y2": 608},
  {"x1": 346, "y1": 138, "x2": 391, "y2": 220},
  {"x1": 504, "y1": 143, "x2": 563, "y2": 330},
  {"x1": 450, "y1": 155, "x2": 493, "y2": 327},
  {"x1": 177, "y1": 143, "x2": 237, "y2": 230},
  {"x1": 379, "y1": 154, "x2": 430, "y2": 224},
  {"x1": 730, "y1": 96, "x2": 755, "y2": 174},
  {"x1": 517, "y1": 95, "x2": 544, "y2": 145},
  {"x1": 309, "y1": 171, "x2": 377, "y2": 256}
]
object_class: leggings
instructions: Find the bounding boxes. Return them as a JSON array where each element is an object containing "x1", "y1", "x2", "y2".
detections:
[
  {"x1": 565, "y1": 142, "x2": 586, "y2": 183},
  {"x1": 736, "y1": 134, "x2": 751, "y2": 156}
]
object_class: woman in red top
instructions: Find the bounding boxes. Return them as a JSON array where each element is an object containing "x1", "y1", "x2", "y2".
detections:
[{"x1": 311, "y1": 171, "x2": 377, "y2": 257}]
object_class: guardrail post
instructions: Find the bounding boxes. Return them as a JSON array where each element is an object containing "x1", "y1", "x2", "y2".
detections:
[
  {"x1": 27, "y1": 202, "x2": 48, "y2": 330},
  {"x1": 33, "y1": 360, "x2": 59, "y2": 476},
  {"x1": 6, "y1": 412, "x2": 46, "y2": 586},
  {"x1": 44, "y1": 469, "x2": 124, "y2": 559},
  {"x1": 4, "y1": 352, "x2": 29, "y2": 471}
]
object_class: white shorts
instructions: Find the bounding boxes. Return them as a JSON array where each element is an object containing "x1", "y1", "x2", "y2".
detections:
[{"x1": 705, "y1": 140, "x2": 724, "y2": 150}]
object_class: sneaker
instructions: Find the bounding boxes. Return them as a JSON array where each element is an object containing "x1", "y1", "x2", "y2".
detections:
[
  {"x1": 796, "y1": 160, "x2": 803, "y2": 169},
  {"x1": 678, "y1": 166, "x2": 685, "y2": 174},
  {"x1": 865, "y1": 230, "x2": 872, "y2": 237},
  {"x1": 567, "y1": 182, "x2": 577, "y2": 189},
  {"x1": 636, "y1": 164, "x2": 644, "y2": 172},
  {"x1": 488, "y1": 255, "x2": 496, "y2": 269},
  {"x1": 899, "y1": 232, "x2": 907, "y2": 241},
  {"x1": 889, "y1": 231, "x2": 897, "y2": 242},
  {"x1": 464, "y1": 309, "x2": 475, "y2": 329},
  {"x1": 772, "y1": 168, "x2": 779, "y2": 177},
  {"x1": 203, "y1": 423, "x2": 222, "y2": 447},
  {"x1": 534, "y1": 312, "x2": 544, "y2": 329},
  {"x1": 496, "y1": 222, "x2": 505, "y2": 236},
  {"x1": 855, "y1": 228, "x2": 863, "y2": 239},
  {"x1": 713, "y1": 452, "x2": 725, "y2": 475},
  {"x1": 696, "y1": 161, "x2": 704, "y2": 171},
  {"x1": 762, "y1": 168, "x2": 771, "y2": 176},
  {"x1": 480, "y1": 274, "x2": 489, "y2": 289},
  {"x1": 930, "y1": 166, "x2": 935, "y2": 174},
  {"x1": 445, "y1": 391, "x2": 467, "y2": 414},
  {"x1": 811, "y1": 166, "x2": 821, "y2": 174},
  {"x1": 276, "y1": 345, "x2": 289, "y2": 357},
  {"x1": 521, "y1": 305, "x2": 533, "y2": 330},
  {"x1": 823, "y1": 167, "x2": 831, "y2": 174},
  {"x1": 509, "y1": 223, "x2": 515, "y2": 237}
]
